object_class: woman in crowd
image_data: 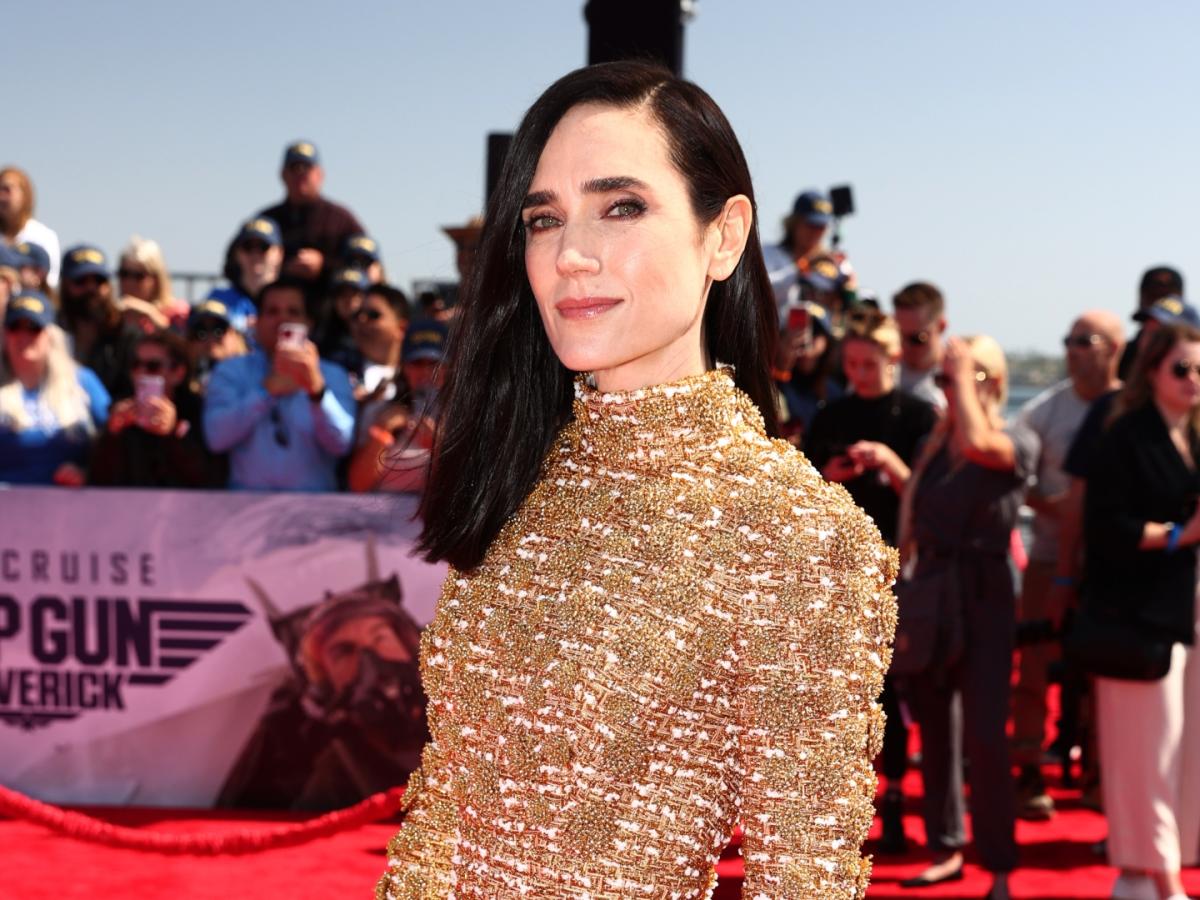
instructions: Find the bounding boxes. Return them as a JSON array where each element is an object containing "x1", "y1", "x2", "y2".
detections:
[
  {"x1": 1085, "y1": 323, "x2": 1200, "y2": 900},
  {"x1": 116, "y1": 235, "x2": 190, "y2": 331},
  {"x1": 0, "y1": 291, "x2": 109, "y2": 485},
  {"x1": 0, "y1": 166, "x2": 60, "y2": 289},
  {"x1": 898, "y1": 335, "x2": 1038, "y2": 899},
  {"x1": 805, "y1": 310, "x2": 937, "y2": 854},
  {"x1": 773, "y1": 299, "x2": 842, "y2": 445},
  {"x1": 377, "y1": 61, "x2": 896, "y2": 899},
  {"x1": 208, "y1": 217, "x2": 285, "y2": 335}
]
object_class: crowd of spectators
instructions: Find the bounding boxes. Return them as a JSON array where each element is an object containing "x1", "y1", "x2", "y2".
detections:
[{"x1": 3, "y1": 152, "x2": 1199, "y2": 897}]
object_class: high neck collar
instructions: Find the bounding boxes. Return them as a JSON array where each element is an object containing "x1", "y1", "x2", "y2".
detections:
[{"x1": 568, "y1": 367, "x2": 763, "y2": 460}]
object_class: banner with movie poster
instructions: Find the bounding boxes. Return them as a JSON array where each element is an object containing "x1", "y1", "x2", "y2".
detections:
[{"x1": 0, "y1": 486, "x2": 446, "y2": 809}]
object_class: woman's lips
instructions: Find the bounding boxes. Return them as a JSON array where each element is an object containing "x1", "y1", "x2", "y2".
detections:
[{"x1": 555, "y1": 297, "x2": 622, "y2": 320}]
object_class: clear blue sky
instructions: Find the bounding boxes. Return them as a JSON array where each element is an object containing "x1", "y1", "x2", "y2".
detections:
[{"x1": 10, "y1": 0, "x2": 1198, "y2": 352}]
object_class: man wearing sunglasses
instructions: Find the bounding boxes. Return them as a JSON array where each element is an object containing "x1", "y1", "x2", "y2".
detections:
[
  {"x1": 207, "y1": 217, "x2": 285, "y2": 336},
  {"x1": 203, "y1": 276, "x2": 355, "y2": 491},
  {"x1": 893, "y1": 281, "x2": 949, "y2": 410},
  {"x1": 1009, "y1": 311, "x2": 1124, "y2": 821},
  {"x1": 186, "y1": 299, "x2": 248, "y2": 390},
  {"x1": 57, "y1": 244, "x2": 139, "y2": 399},
  {"x1": 90, "y1": 331, "x2": 226, "y2": 488}
]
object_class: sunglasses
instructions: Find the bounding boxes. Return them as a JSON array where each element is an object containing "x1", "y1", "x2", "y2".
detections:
[
  {"x1": 353, "y1": 308, "x2": 383, "y2": 323},
  {"x1": 269, "y1": 405, "x2": 290, "y2": 447},
  {"x1": 1063, "y1": 333, "x2": 1107, "y2": 350},
  {"x1": 188, "y1": 323, "x2": 228, "y2": 341},
  {"x1": 1170, "y1": 360, "x2": 1200, "y2": 380},
  {"x1": 69, "y1": 274, "x2": 106, "y2": 289},
  {"x1": 118, "y1": 268, "x2": 153, "y2": 281},
  {"x1": 131, "y1": 358, "x2": 168, "y2": 375},
  {"x1": 4, "y1": 320, "x2": 43, "y2": 336},
  {"x1": 933, "y1": 370, "x2": 989, "y2": 389},
  {"x1": 903, "y1": 330, "x2": 932, "y2": 347},
  {"x1": 239, "y1": 241, "x2": 270, "y2": 255}
]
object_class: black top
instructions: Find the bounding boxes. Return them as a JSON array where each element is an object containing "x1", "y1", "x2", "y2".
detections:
[
  {"x1": 806, "y1": 390, "x2": 937, "y2": 544},
  {"x1": 1063, "y1": 388, "x2": 1119, "y2": 480},
  {"x1": 1084, "y1": 402, "x2": 1200, "y2": 644},
  {"x1": 256, "y1": 196, "x2": 365, "y2": 284}
]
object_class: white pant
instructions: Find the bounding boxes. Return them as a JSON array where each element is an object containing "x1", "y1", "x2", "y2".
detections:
[{"x1": 1096, "y1": 600, "x2": 1200, "y2": 873}]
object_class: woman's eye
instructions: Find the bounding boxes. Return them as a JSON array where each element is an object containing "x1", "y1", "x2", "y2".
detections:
[
  {"x1": 525, "y1": 214, "x2": 558, "y2": 232},
  {"x1": 608, "y1": 199, "x2": 646, "y2": 219}
]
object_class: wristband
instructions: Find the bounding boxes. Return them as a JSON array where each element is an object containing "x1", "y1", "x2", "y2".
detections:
[
  {"x1": 1167, "y1": 522, "x2": 1183, "y2": 553},
  {"x1": 1051, "y1": 575, "x2": 1077, "y2": 588},
  {"x1": 368, "y1": 425, "x2": 396, "y2": 447}
]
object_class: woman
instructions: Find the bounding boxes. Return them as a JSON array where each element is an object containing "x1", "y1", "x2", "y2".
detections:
[
  {"x1": 1085, "y1": 324, "x2": 1200, "y2": 900},
  {"x1": 806, "y1": 311, "x2": 937, "y2": 854},
  {"x1": 0, "y1": 291, "x2": 109, "y2": 485},
  {"x1": 116, "y1": 236, "x2": 190, "y2": 331},
  {"x1": 377, "y1": 61, "x2": 897, "y2": 900},
  {"x1": 898, "y1": 335, "x2": 1038, "y2": 899},
  {"x1": 0, "y1": 167, "x2": 61, "y2": 289}
]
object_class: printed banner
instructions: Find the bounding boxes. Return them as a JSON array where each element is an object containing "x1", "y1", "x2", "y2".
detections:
[{"x1": 0, "y1": 486, "x2": 446, "y2": 809}]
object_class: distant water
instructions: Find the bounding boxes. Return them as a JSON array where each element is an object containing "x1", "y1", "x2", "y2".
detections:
[{"x1": 1006, "y1": 383, "x2": 1044, "y2": 419}]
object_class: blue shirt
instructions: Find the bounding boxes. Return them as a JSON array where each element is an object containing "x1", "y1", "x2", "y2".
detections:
[
  {"x1": 205, "y1": 286, "x2": 259, "y2": 336},
  {"x1": 203, "y1": 349, "x2": 356, "y2": 491},
  {"x1": 0, "y1": 367, "x2": 110, "y2": 484}
]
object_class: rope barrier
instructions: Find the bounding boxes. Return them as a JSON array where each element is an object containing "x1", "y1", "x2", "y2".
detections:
[{"x1": 0, "y1": 783, "x2": 406, "y2": 855}]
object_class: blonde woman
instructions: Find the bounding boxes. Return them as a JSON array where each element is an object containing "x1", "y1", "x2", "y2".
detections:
[
  {"x1": 0, "y1": 291, "x2": 109, "y2": 484},
  {"x1": 117, "y1": 235, "x2": 190, "y2": 330},
  {"x1": 897, "y1": 335, "x2": 1039, "y2": 899}
]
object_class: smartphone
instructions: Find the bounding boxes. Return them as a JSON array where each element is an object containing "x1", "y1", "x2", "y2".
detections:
[
  {"x1": 135, "y1": 374, "x2": 165, "y2": 407},
  {"x1": 277, "y1": 322, "x2": 308, "y2": 350}
]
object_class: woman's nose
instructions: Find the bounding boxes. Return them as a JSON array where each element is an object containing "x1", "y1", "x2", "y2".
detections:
[{"x1": 555, "y1": 226, "x2": 601, "y2": 278}]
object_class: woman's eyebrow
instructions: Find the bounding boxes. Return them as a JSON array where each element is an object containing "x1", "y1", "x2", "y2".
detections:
[{"x1": 522, "y1": 176, "x2": 649, "y2": 210}]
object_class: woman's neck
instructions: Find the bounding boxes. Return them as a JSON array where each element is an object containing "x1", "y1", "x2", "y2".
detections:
[
  {"x1": 1154, "y1": 396, "x2": 1192, "y2": 435},
  {"x1": 12, "y1": 360, "x2": 45, "y2": 390}
]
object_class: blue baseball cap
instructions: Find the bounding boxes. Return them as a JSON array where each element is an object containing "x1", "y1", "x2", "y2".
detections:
[
  {"x1": 801, "y1": 254, "x2": 846, "y2": 294},
  {"x1": 1142, "y1": 295, "x2": 1200, "y2": 329},
  {"x1": 13, "y1": 241, "x2": 50, "y2": 273},
  {"x1": 61, "y1": 244, "x2": 110, "y2": 281},
  {"x1": 790, "y1": 190, "x2": 833, "y2": 227},
  {"x1": 343, "y1": 234, "x2": 380, "y2": 263},
  {"x1": 236, "y1": 216, "x2": 282, "y2": 248},
  {"x1": 187, "y1": 298, "x2": 232, "y2": 330},
  {"x1": 402, "y1": 319, "x2": 448, "y2": 364},
  {"x1": 4, "y1": 291, "x2": 54, "y2": 330},
  {"x1": 0, "y1": 243, "x2": 21, "y2": 270},
  {"x1": 283, "y1": 140, "x2": 320, "y2": 167},
  {"x1": 331, "y1": 267, "x2": 369, "y2": 292}
]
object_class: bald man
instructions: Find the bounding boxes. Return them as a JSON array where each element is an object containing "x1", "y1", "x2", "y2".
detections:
[{"x1": 1010, "y1": 309, "x2": 1125, "y2": 819}]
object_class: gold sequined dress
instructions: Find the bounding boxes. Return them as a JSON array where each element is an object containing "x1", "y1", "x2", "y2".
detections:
[{"x1": 377, "y1": 368, "x2": 897, "y2": 899}]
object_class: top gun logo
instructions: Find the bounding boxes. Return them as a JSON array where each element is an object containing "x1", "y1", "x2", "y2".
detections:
[{"x1": 0, "y1": 595, "x2": 253, "y2": 731}]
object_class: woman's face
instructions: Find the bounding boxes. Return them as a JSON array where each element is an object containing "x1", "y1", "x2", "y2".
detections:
[
  {"x1": 1151, "y1": 340, "x2": 1200, "y2": 414},
  {"x1": 117, "y1": 256, "x2": 157, "y2": 302},
  {"x1": 3, "y1": 320, "x2": 48, "y2": 370},
  {"x1": 352, "y1": 293, "x2": 404, "y2": 355},
  {"x1": 842, "y1": 337, "x2": 894, "y2": 399},
  {"x1": 523, "y1": 102, "x2": 726, "y2": 392}
]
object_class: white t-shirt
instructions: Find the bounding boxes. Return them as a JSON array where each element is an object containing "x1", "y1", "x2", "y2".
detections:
[
  {"x1": 1016, "y1": 379, "x2": 1091, "y2": 562},
  {"x1": 15, "y1": 218, "x2": 61, "y2": 289},
  {"x1": 900, "y1": 364, "x2": 947, "y2": 410}
]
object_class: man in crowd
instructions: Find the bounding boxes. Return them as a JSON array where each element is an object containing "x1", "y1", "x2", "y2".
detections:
[
  {"x1": 255, "y1": 141, "x2": 366, "y2": 294},
  {"x1": 208, "y1": 216, "x2": 286, "y2": 335},
  {"x1": 57, "y1": 244, "x2": 139, "y2": 398},
  {"x1": 1120, "y1": 265, "x2": 1186, "y2": 379},
  {"x1": 90, "y1": 330, "x2": 226, "y2": 488},
  {"x1": 764, "y1": 190, "x2": 857, "y2": 315},
  {"x1": 185, "y1": 298, "x2": 248, "y2": 391},
  {"x1": 203, "y1": 276, "x2": 355, "y2": 491},
  {"x1": 893, "y1": 280, "x2": 948, "y2": 409},
  {"x1": 13, "y1": 240, "x2": 51, "y2": 293},
  {"x1": 342, "y1": 234, "x2": 384, "y2": 284},
  {"x1": 1010, "y1": 310, "x2": 1124, "y2": 819}
]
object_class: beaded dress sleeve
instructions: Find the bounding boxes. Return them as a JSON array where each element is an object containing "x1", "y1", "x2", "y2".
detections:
[
  {"x1": 733, "y1": 463, "x2": 898, "y2": 899},
  {"x1": 375, "y1": 741, "x2": 458, "y2": 899}
]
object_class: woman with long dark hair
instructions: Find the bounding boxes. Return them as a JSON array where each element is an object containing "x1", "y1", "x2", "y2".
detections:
[
  {"x1": 377, "y1": 61, "x2": 896, "y2": 899},
  {"x1": 1085, "y1": 323, "x2": 1200, "y2": 900}
]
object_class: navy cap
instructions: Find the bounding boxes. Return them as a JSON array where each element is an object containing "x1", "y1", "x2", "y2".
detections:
[
  {"x1": 1141, "y1": 295, "x2": 1200, "y2": 329},
  {"x1": 790, "y1": 190, "x2": 833, "y2": 227},
  {"x1": 1140, "y1": 265, "x2": 1183, "y2": 296},
  {"x1": 402, "y1": 319, "x2": 448, "y2": 363},
  {"x1": 343, "y1": 234, "x2": 380, "y2": 263},
  {"x1": 13, "y1": 241, "x2": 50, "y2": 272},
  {"x1": 283, "y1": 140, "x2": 320, "y2": 167},
  {"x1": 61, "y1": 244, "x2": 110, "y2": 281},
  {"x1": 4, "y1": 291, "x2": 54, "y2": 329},
  {"x1": 0, "y1": 243, "x2": 21, "y2": 270},
  {"x1": 236, "y1": 216, "x2": 282, "y2": 248},
  {"x1": 801, "y1": 254, "x2": 846, "y2": 294},
  {"x1": 188, "y1": 298, "x2": 232, "y2": 330},
  {"x1": 331, "y1": 267, "x2": 369, "y2": 292}
]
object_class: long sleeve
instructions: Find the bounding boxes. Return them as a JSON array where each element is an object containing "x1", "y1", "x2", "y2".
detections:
[
  {"x1": 376, "y1": 741, "x2": 459, "y2": 900},
  {"x1": 734, "y1": 485, "x2": 897, "y2": 899},
  {"x1": 1084, "y1": 427, "x2": 1147, "y2": 559},
  {"x1": 311, "y1": 362, "x2": 356, "y2": 458},
  {"x1": 203, "y1": 358, "x2": 272, "y2": 453}
]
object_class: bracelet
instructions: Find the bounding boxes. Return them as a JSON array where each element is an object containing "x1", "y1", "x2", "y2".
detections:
[
  {"x1": 1051, "y1": 575, "x2": 1077, "y2": 588},
  {"x1": 368, "y1": 425, "x2": 396, "y2": 447},
  {"x1": 1167, "y1": 522, "x2": 1183, "y2": 553}
]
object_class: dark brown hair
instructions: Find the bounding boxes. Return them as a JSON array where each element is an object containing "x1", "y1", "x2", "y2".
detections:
[{"x1": 892, "y1": 281, "x2": 945, "y2": 318}]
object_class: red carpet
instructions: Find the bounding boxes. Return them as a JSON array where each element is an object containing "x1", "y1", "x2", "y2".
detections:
[{"x1": 3, "y1": 779, "x2": 1198, "y2": 900}]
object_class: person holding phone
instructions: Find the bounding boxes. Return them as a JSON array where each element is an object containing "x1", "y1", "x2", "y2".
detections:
[
  {"x1": 202, "y1": 276, "x2": 355, "y2": 491},
  {"x1": 90, "y1": 330, "x2": 225, "y2": 488}
]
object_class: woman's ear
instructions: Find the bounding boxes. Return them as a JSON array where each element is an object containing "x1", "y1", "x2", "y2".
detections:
[{"x1": 707, "y1": 195, "x2": 753, "y2": 282}]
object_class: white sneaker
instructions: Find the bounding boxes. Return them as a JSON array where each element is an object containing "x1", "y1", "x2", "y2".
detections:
[{"x1": 1111, "y1": 873, "x2": 1156, "y2": 900}]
